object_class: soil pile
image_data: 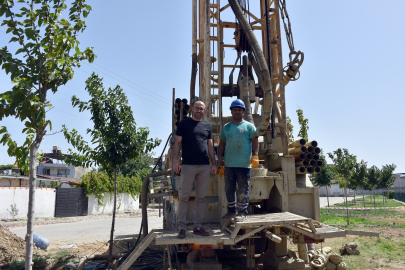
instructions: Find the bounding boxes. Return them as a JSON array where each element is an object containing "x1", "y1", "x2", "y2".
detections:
[{"x1": 0, "y1": 224, "x2": 43, "y2": 268}]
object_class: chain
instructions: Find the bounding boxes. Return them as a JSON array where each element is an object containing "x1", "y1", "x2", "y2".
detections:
[
  {"x1": 278, "y1": 0, "x2": 295, "y2": 58},
  {"x1": 278, "y1": 0, "x2": 304, "y2": 81}
]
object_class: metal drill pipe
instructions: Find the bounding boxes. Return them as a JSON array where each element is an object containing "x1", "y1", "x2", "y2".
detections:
[
  {"x1": 288, "y1": 146, "x2": 307, "y2": 155},
  {"x1": 288, "y1": 138, "x2": 306, "y2": 148},
  {"x1": 305, "y1": 140, "x2": 318, "y2": 147},
  {"x1": 295, "y1": 160, "x2": 309, "y2": 167},
  {"x1": 296, "y1": 166, "x2": 306, "y2": 174},
  {"x1": 294, "y1": 153, "x2": 306, "y2": 162}
]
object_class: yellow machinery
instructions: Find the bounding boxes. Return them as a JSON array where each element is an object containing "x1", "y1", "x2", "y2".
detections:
[{"x1": 120, "y1": 1, "x2": 378, "y2": 270}]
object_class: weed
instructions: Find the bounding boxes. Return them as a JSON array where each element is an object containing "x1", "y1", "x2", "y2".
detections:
[
  {"x1": 8, "y1": 255, "x2": 48, "y2": 270},
  {"x1": 381, "y1": 243, "x2": 395, "y2": 252}
]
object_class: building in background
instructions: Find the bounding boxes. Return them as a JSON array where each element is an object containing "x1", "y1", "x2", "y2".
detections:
[
  {"x1": 0, "y1": 146, "x2": 88, "y2": 187},
  {"x1": 37, "y1": 145, "x2": 89, "y2": 180}
]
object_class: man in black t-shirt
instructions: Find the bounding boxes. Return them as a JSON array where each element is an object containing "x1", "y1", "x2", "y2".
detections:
[{"x1": 173, "y1": 101, "x2": 217, "y2": 238}]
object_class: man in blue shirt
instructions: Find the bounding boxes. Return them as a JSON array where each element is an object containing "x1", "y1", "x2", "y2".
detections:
[{"x1": 218, "y1": 99, "x2": 259, "y2": 221}]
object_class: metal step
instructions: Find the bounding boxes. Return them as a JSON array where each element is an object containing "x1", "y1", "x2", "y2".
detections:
[
  {"x1": 153, "y1": 180, "x2": 169, "y2": 184},
  {"x1": 117, "y1": 231, "x2": 161, "y2": 270},
  {"x1": 154, "y1": 187, "x2": 170, "y2": 191}
]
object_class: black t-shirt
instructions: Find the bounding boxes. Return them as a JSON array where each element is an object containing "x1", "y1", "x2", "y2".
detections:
[{"x1": 176, "y1": 118, "x2": 213, "y2": 165}]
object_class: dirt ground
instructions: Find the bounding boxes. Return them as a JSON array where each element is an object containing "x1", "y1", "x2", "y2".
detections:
[
  {"x1": 2, "y1": 208, "x2": 404, "y2": 269},
  {"x1": 0, "y1": 224, "x2": 45, "y2": 269}
]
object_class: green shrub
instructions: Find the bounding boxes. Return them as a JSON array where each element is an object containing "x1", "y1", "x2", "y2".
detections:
[
  {"x1": 388, "y1": 190, "x2": 394, "y2": 199},
  {"x1": 77, "y1": 172, "x2": 142, "y2": 205}
]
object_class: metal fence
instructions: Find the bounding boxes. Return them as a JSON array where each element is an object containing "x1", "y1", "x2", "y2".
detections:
[
  {"x1": 393, "y1": 190, "x2": 405, "y2": 203},
  {"x1": 355, "y1": 189, "x2": 405, "y2": 203}
]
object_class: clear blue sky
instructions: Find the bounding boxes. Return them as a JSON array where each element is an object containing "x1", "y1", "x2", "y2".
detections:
[{"x1": 1, "y1": 1, "x2": 404, "y2": 173}]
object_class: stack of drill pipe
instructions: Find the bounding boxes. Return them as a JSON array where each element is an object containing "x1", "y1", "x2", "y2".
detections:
[
  {"x1": 174, "y1": 98, "x2": 190, "y2": 130},
  {"x1": 293, "y1": 139, "x2": 322, "y2": 174}
]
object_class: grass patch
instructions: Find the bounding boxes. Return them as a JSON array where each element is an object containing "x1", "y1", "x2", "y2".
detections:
[
  {"x1": 333, "y1": 194, "x2": 403, "y2": 208},
  {"x1": 321, "y1": 208, "x2": 405, "y2": 228},
  {"x1": 8, "y1": 250, "x2": 77, "y2": 270},
  {"x1": 319, "y1": 198, "x2": 405, "y2": 269},
  {"x1": 317, "y1": 231, "x2": 405, "y2": 270}
]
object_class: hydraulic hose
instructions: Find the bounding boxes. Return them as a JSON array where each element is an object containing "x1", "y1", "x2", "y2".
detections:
[{"x1": 229, "y1": 0, "x2": 273, "y2": 136}]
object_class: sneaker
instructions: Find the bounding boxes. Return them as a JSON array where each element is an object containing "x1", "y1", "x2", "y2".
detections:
[
  {"x1": 222, "y1": 212, "x2": 236, "y2": 220},
  {"x1": 193, "y1": 227, "x2": 210, "y2": 236},
  {"x1": 234, "y1": 212, "x2": 247, "y2": 222},
  {"x1": 177, "y1": 229, "x2": 186, "y2": 238}
]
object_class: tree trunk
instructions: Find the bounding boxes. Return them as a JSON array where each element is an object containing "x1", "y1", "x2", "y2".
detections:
[
  {"x1": 362, "y1": 189, "x2": 366, "y2": 214},
  {"x1": 25, "y1": 138, "x2": 40, "y2": 270},
  {"x1": 108, "y1": 168, "x2": 118, "y2": 264},
  {"x1": 353, "y1": 190, "x2": 356, "y2": 205},
  {"x1": 373, "y1": 190, "x2": 376, "y2": 207},
  {"x1": 326, "y1": 186, "x2": 330, "y2": 212},
  {"x1": 344, "y1": 178, "x2": 349, "y2": 225}
]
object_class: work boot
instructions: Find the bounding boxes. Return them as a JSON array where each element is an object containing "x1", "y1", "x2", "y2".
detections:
[
  {"x1": 193, "y1": 227, "x2": 210, "y2": 236},
  {"x1": 234, "y1": 212, "x2": 247, "y2": 222},
  {"x1": 177, "y1": 229, "x2": 186, "y2": 238},
  {"x1": 222, "y1": 212, "x2": 236, "y2": 220}
]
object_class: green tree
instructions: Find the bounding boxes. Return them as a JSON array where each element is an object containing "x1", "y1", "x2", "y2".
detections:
[
  {"x1": 296, "y1": 108, "x2": 308, "y2": 141},
  {"x1": 286, "y1": 116, "x2": 294, "y2": 143},
  {"x1": 118, "y1": 152, "x2": 155, "y2": 178},
  {"x1": 62, "y1": 73, "x2": 161, "y2": 263},
  {"x1": 328, "y1": 148, "x2": 357, "y2": 225},
  {"x1": 0, "y1": 164, "x2": 14, "y2": 174},
  {"x1": 309, "y1": 151, "x2": 334, "y2": 209},
  {"x1": 378, "y1": 164, "x2": 396, "y2": 205},
  {"x1": 351, "y1": 160, "x2": 368, "y2": 209},
  {"x1": 0, "y1": 1, "x2": 94, "y2": 268},
  {"x1": 367, "y1": 165, "x2": 380, "y2": 207}
]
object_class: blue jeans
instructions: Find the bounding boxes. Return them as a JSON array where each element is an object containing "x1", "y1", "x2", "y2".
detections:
[{"x1": 224, "y1": 167, "x2": 250, "y2": 214}]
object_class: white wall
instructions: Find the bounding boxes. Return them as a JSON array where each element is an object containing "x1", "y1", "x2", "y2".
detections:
[
  {"x1": 0, "y1": 187, "x2": 56, "y2": 219},
  {"x1": 319, "y1": 184, "x2": 354, "y2": 197},
  {"x1": 87, "y1": 193, "x2": 139, "y2": 215}
]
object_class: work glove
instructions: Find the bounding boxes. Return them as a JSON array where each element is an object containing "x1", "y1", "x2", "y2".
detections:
[
  {"x1": 250, "y1": 156, "x2": 259, "y2": 168},
  {"x1": 219, "y1": 166, "x2": 224, "y2": 177}
]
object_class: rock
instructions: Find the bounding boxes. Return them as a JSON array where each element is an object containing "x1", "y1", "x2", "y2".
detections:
[
  {"x1": 326, "y1": 261, "x2": 337, "y2": 270},
  {"x1": 337, "y1": 262, "x2": 347, "y2": 270},
  {"x1": 329, "y1": 253, "x2": 343, "y2": 264}
]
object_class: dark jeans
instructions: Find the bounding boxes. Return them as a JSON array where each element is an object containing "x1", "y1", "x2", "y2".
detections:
[{"x1": 224, "y1": 167, "x2": 250, "y2": 214}]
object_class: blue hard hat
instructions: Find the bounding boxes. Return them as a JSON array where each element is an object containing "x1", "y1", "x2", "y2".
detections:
[{"x1": 230, "y1": 99, "x2": 245, "y2": 110}]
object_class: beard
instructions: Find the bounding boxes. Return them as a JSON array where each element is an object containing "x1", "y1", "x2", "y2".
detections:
[{"x1": 193, "y1": 112, "x2": 203, "y2": 119}]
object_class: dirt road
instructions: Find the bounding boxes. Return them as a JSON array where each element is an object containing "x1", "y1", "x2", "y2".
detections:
[{"x1": 9, "y1": 216, "x2": 163, "y2": 249}]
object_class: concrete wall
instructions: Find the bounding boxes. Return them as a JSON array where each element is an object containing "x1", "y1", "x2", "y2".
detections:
[
  {"x1": 0, "y1": 178, "x2": 29, "y2": 187},
  {"x1": 0, "y1": 187, "x2": 56, "y2": 219},
  {"x1": 319, "y1": 184, "x2": 354, "y2": 197},
  {"x1": 87, "y1": 193, "x2": 139, "y2": 215},
  {"x1": 74, "y1": 167, "x2": 89, "y2": 180},
  {"x1": 392, "y1": 173, "x2": 405, "y2": 188}
]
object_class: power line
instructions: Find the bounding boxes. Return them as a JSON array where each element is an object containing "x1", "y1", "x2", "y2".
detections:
[
  {"x1": 92, "y1": 62, "x2": 171, "y2": 102},
  {"x1": 52, "y1": 93, "x2": 166, "y2": 124},
  {"x1": 77, "y1": 68, "x2": 171, "y2": 110},
  {"x1": 84, "y1": 62, "x2": 170, "y2": 103},
  {"x1": 52, "y1": 105, "x2": 171, "y2": 133}
]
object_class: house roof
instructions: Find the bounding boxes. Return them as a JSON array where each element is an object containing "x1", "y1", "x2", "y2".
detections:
[{"x1": 36, "y1": 174, "x2": 80, "y2": 182}]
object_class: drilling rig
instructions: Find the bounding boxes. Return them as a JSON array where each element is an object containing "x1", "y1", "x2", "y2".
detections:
[{"x1": 119, "y1": 1, "x2": 378, "y2": 269}]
